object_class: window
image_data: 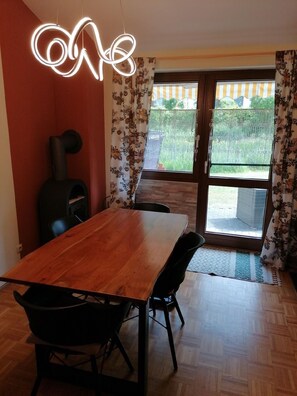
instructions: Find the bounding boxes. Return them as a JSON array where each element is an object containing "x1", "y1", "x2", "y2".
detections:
[
  {"x1": 209, "y1": 80, "x2": 275, "y2": 180},
  {"x1": 144, "y1": 82, "x2": 198, "y2": 172}
]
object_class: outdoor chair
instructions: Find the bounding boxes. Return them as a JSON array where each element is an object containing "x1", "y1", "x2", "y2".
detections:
[{"x1": 14, "y1": 286, "x2": 133, "y2": 395}]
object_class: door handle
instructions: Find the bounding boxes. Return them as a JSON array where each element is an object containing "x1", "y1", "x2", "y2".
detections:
[
  {"x1": 194, "y1": 135, "x2": 200, "y2": 162},
  {"x1": 204, "y1": 160, "x2": 208, "y2": 174}
]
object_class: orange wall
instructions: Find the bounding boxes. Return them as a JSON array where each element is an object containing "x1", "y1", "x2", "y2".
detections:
[
  {"x1": 54, "y1": 49, "x2": 106, "y2": 215},
  {"x1": 0, "y1": 0, "x2": 106, "y2": 255}
]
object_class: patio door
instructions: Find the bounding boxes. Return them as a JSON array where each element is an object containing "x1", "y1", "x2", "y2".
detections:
[
  {"x1": 142, "y1": 69, "x2": 275, "y2": 251},
  {"x1": 196, "y1": 71, "x2": 275, "y2": 250}
]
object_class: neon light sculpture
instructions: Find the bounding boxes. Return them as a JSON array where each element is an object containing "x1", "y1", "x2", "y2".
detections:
[{"x1": 31, "y1": 17, "x2": 136, "y2": 81}]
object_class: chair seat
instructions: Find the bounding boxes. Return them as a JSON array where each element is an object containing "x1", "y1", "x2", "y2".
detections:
[
  {"x1": 26, "y1": 333, "x2": 102, "y2": 356},
  {"x1": 14, "y1": 287, "x2": 133, "y2": 395}
]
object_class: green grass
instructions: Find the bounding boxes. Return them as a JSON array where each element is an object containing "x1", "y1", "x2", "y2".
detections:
[{"x1": 147, "y1": 108, "x2": 274, "y2": 174}]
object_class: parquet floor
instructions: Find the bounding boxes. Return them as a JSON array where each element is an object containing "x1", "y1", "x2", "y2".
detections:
[{"x1": 1, "y1": 270, "x2": 297, "y2": 395}]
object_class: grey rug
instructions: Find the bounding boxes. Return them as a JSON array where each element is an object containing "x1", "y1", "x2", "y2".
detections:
[{"x1": 187, "y1": 246, "x2": 281, "y2": 285}]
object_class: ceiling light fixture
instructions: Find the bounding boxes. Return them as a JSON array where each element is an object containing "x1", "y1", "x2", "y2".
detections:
[{"x1": 31, "y1": 16, "x2": 136, "y2": 81}]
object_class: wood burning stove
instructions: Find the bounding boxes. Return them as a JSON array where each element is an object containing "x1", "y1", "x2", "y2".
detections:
[{"x1": 38, "y1": 130, "x2": 89, "y2": 244}]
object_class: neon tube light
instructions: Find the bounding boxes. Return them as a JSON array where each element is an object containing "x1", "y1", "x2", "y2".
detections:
[{"x1": 31, "y1": 17, "x2": 136, "y2": 81}]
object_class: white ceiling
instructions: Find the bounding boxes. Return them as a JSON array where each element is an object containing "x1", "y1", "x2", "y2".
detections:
[{"x1": 22, "y1": 0, "x2": 297, "y2": 57}]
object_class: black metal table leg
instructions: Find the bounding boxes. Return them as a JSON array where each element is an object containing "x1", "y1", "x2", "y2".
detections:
[{"x1": 138, "y1": 301, "x2": 149, "y2": 396}]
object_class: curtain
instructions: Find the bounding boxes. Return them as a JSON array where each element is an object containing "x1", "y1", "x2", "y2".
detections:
[
  {"x1": 260, "y1": 50, "x2": 297, "y2": 270},
  {"x1": 109, "y1": 57, "x2": 156, "y2": 208}
]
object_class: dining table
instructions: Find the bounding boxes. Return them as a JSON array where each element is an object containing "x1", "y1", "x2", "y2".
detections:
[{"x1": 0, "y1": 207, "x2": 188, "y2": 395}]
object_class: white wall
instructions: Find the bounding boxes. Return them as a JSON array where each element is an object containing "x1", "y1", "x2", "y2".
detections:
[{"x1": 0, "y1": 47, "x2": 20, "y2": 285}]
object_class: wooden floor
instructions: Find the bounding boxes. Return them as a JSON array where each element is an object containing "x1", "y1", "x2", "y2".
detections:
[{"x1": 1, "y1": 270, "x2": 297, "y2": 396}]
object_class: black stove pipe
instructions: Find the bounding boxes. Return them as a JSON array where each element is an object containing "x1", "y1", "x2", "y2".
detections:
[{"x1": 49, "y1": 130, "x2": 82, "y2": 181}]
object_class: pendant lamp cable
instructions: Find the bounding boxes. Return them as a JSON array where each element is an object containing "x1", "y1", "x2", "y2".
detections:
[
  {"x1": 81, "y1": 0, "x2": 85, "y2": 48},
  {"x1": 120, "y1": 0, "x2": 126, "y2": 33},
  {"x1": 56, "y1": 5, "x2": 59, "y2": 25}
]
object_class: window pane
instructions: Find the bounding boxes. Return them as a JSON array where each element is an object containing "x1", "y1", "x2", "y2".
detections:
[
  {"x1": 206, "y1": 186, "x2": 267, "y2": 238},
  {"x1": 144, "y1": 83, "x2": 198, "y2": 172},
  {"x1": 209, "y1": 81, "x2": 275, "y2": 180}
]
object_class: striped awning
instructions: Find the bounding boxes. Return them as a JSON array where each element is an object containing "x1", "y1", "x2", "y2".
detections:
[
  {"x1": 152, "y1": 84, "x2": 197, "y2": 101},
  {"x1": 216, "y1": 81, "x2": 275, "y2": 100},
  {"x1": 152, "y1": 81, "x2": 275, "y2": 101}
]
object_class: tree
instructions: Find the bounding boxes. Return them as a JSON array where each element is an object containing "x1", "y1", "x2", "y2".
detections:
[
  {"x1": 164, "y1": 98, "x2": 178, "y2": 110},
  {"x1": 250, "y1": 96, "x2": 274, "y2": 109}
]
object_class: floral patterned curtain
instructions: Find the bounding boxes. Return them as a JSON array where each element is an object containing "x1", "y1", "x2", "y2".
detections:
[
  {"x1": 109, "y1": 57, "x2": 156, "y2": 208},
  {"x1": 260, "y1": 50, "x2": 297, "y2": 270}
]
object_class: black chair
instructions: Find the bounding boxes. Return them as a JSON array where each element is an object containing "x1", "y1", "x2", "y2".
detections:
[
  {"x1": 150, "y1": 231, "x2": 205, "y2": 370},
  {"x1": 14, "y1": 286, "x2": 133, "y2": 395},
  {"x1": 50, "y1": 214, "x2": 83, "y2": 238},
  {"x1": 133, "y1": 202, "x2": 170, "y2": 213},
  {"x1": 127, "y1": 201, "x2": 170, "y2": 314},
  {"x1": 49, "y1": 215, "x2": 86, "y2": 299}
]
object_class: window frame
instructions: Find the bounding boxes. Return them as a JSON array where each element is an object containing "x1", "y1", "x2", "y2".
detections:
[
  {"x1": 142, "y1": 69, "x2": 275, "y2": 185},
  {"x1": 142, "y1": 71, "x2": 206, "y2": 183}
]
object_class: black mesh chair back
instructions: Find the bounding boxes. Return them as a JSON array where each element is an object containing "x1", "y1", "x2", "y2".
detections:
[
  {"x1": 14, "y1": 286, "x2": 130, "y2": 346},
  {"x1": 50, "y1": 215, "x2": 83, "y2": 238},
  {"x1": 133, "y1": 202, "x2": 170, "y2": 213},
  {"x1": 151, "y1": 232, "x2": 205, "y2": 371},
  {"x1": 153, "y1": 232, "x2": 205, "y2": 298},
  {"x1": 14, "y1": 286, "x2": 132, "y2": 395}
]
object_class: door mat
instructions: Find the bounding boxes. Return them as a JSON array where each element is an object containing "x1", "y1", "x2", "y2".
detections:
[{"x1": 187, "y1": 246, "x2": 281, "y2": 286}]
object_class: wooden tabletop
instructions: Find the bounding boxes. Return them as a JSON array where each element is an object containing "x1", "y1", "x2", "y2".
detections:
[{"x1": 0, "y1": 208, "x2": 188, "y2": 303}]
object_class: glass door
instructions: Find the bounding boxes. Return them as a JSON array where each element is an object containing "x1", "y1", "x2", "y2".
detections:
[
  {"x1": 142, "y1": 70, "x2": 275, "y2": 251},
  {"x1": 197, "y1": 74, "x2": 275, "y2": 250}
]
